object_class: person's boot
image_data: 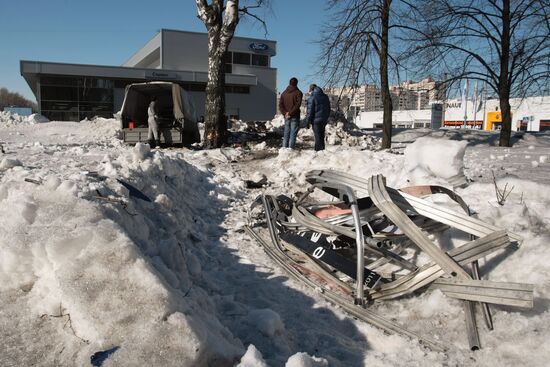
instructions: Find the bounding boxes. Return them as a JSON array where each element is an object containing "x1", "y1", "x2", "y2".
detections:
[
  {"x1": 148, "y1": 138, "x2": 155, "y2": 147},
  {"x1": 155, "y1": 139, "x2": 161, "y2": 149}
]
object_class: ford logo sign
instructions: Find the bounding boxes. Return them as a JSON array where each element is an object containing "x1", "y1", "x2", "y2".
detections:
[{"x1": 249, "y1": 42, "x2": 269, "y2": 51}]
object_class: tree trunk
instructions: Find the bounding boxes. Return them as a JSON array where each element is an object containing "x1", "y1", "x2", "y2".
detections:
[
  {"x1": 196, "y1": 0, "x2": 239, "y2": 149},
  {"x1": 380, "y1": 0, "x2": 393, "y2": 149},
  {"x1": 499, "y1": 0, "x2": 512, "y2": 147},
  {"x1": 499, "y1": 97, "x2": 512, "y2": 145},
  {"x1": 204, "y1": 28, "x2": 227, "y2": 149}
]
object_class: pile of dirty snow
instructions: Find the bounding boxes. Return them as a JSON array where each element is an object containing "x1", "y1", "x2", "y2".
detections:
[
  {"x1": 0, "y1": 142, "x2": 246, "y2": 365},
  {"x1": 2, "y1": 119, "x2": 550, "y2": 367},
  {"x1": 234, "y1": 115, "x2": 380, "y2": 150},
  {"x1": 404, "y1": 137, "x2": 468, "y2": 186},
  {"x1": 0, "y1": 111, "x2": 49, "y2": 126}
]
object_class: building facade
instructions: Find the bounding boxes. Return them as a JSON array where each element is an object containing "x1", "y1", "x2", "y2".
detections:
[
  {"x1": 326, "y1": 77, "x2": 446, "y2": 117},
  {"x1": 355, "y1": 96, "x2": 550, "y2": 132},
  {"x1": 20, "y1": 29, "x2": 277, "y2": 122}
]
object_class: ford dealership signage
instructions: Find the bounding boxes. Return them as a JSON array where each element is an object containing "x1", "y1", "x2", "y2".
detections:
[
  {"x1": 145, "y1": 71, "x2": 178, "y2": 80},
  {"x1": 249, "y1": 42, "x2": 269, "y2": 52}
]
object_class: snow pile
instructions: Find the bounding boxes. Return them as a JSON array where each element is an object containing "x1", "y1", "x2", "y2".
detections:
[
  {"x1": 292, "y1": 123, "x2": 380, "y2": 149},
  {"x1": 266, "y1": 114, "x2": 285, "y2": 130},
  {"x1": 285, "y1": 352, "x2": 329, "y2": 367},
  {"x1": 324, "y1": 122, "x2": 380, "y2": 149},
  {"x1": 272, "y1": 115, "x2": 380, "y2": 149},
  {"x1": 27, "y1": 113, "x2": 50, "y2": 124},
  {"x1": 0, "y1": 111, "x2": 49, "y2": 126},
  {"x1": 404, "y1": 136, "x2": 468, "y2": 186},
  {"x1": 1, "y1": 120, "x2": 550, "y2": 366},
  {"x1": 237, "y1": 344, "x2": 269, "y2": 367},
  {"x1": 246, "y1": 308, "x2": 285, "y2": 337},
  {"x1": 0, "y1": 110, "x2": 30, "y2": 125},
  {"x1": 0, "y1": 157, "x2": 23, "y2": 170},
  {"x1": 229, "y1": 115, "x2": 379, "y2": 150},
  {"x1": 0, "y1": 146, "x2": 247, "y2": 365},
  {"x1": 79, "y1": 117, "x2": 121, "y2": 141}
]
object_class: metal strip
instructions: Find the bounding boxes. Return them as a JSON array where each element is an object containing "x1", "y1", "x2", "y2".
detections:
[
  {"x1": 305, "y1": 170, "x2": 522, "y2": 244},
  {"x1": 463, "y1": 300, "x2": 481, "y2": 350},
  {"x1": 372, "y1": 231, "x2": 511, "y2": 300},
  {"x1": 368, "y1": 174, "x2": 471, "y2": 279},
  {"x1": 432, "y1": 279, "x2": 534, "y2": 308},
  {"x1": 244, "y1": 225, "x2": 446, "y2": 352}
]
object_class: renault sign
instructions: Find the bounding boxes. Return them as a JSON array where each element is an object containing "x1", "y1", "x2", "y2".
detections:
[{"x1": 249, "y1": 42, "x2": 269, "y2": 52}]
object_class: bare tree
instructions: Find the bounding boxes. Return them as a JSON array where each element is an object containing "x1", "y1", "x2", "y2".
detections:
[
  {"x1": 195, "y1": 0, "x2": 268, "y2": 148},
  {"x1": 0, "y1": 87, "x2": 37, "y2": 112},
  {"x1": 406, "y1": 0, "x2": 550, "y2": 147},
  {"x1": 317, "y1": 0, "x2": 418, "y2": 149}
]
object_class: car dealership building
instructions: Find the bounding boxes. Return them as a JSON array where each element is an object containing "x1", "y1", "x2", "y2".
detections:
[{"x1": 20, "y1": 29, "x2": 277, "y2": 122}]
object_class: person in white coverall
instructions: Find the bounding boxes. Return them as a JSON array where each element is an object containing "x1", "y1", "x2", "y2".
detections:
[{"x1": 147, "y1": 96, "x2": 160, "y2": 147}]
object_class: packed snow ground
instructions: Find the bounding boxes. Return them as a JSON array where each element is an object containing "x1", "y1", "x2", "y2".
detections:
[{"x1": 1, "y1": 113, "x2": 549, "y2": 366}]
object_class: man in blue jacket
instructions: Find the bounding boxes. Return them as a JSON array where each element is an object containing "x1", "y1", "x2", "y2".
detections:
[{"x1": 305, "y1": 84, "x2": 331, "y2": 151}]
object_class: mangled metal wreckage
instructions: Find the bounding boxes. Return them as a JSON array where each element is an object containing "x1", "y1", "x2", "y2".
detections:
[{"x1": 246, "y1": 170, "x2": 534, "y2": 352}]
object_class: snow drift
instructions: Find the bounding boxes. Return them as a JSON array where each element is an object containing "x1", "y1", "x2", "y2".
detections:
[{"x1": 1, "y1": 112, "x2": 550, "y2": 366}]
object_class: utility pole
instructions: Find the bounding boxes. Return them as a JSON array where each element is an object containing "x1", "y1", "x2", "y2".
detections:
[
  {"x1": 462, "y1": 79, "x2": 469, "y2": 128},
  {"x1": 473, "y1": 81, "x2": 478, "y2": 129},
  {"x1": 482, "y1": 80, "x2": 487, "y2": 130},
  {"x1": 441, "y1": 73, "x2": 447, "y2": 128}
]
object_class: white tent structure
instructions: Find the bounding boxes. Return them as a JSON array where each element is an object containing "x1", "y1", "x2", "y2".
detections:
[{"x1": 120, "y1": 82, "x2": 200, "y2": 145}]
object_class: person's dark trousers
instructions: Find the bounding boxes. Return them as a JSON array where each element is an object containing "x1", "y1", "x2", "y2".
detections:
[{"x1": 313, "y1": 122, "x2": 326, "y2": 151}]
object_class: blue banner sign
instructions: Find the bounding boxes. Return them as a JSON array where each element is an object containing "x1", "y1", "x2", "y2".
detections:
[{"x1": 249, "y1": 42, "x2": 269, "y2": 52}]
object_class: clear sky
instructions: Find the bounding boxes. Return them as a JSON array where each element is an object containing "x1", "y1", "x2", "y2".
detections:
[{"x1": 0, "y1": 0, "x2": 329, "y2": 102}]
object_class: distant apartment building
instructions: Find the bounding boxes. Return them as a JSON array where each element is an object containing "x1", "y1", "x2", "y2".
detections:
[{"x1": 325, "y1": 77, "x2": 446, "y2": 115}]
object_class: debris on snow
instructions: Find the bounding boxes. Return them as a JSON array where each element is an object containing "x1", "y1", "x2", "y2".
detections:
[
  {"x1": 247, "y1": 169, "x2": 533, "y2": 351},
  {"x1": 0, "y1": 157, "x2": 22, "y2": 170}
]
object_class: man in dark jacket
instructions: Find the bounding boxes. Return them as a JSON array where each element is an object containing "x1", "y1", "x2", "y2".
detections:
[
  {"x1": 278, "y1": 77, "x2": 303, "y2": 149},
  {"x1": 305, "y1": 84, "x2": 331, "y2": 151}
]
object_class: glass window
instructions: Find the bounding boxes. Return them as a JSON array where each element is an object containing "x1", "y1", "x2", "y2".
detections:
[
  {"x1": 42, "y1": 110, "x2": 79, "y2": 121},
  {"x1": 41, "y1": 101, "x2": 79, "y2": 112},
  {"x1": 225, "y1": 85, "x2": 249, "y2": 94},
  {"x1": 41, "y1": 86, "x2": 78, "y2": 101},
  {"x1": 114, "y1": 79, "x2": 142, "y2": 88},
  {"x1": 224, "y1": 51, "x2": 233, "y2": 64},
  {"x1": 80, "y1": 88, "x2": 113, "y2": 103},
  {"x1": 233, "y1": 52, "x2": 251, "y2": 65},
  {"x1": 251, "y1": 54, "x2": 268, "y2": 67},
  {"x1": 79, "y1": 77, "x2": 114, "y2": 89},
  {"x1": 78, "y1": 102, "x2": 114, "y2": 112},
  {"x1": 225, "y1": 63, "x2": 233, "y2": 74},
  {"x1": 188, "y1": 83, "x2": 206, "y2": 92},
  {"x1": 40, "y1": 76, "x2": 115, "y2": 121},
  {"x1": 41, "y1": 76, "x2": 78, "y2": 87}
]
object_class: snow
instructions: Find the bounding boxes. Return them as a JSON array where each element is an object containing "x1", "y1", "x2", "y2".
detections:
[
  {"x1": 1, "y1": 112, "x2": 550, "y2": 366},
  {"x1": 404, "y1": 137, "x2": 467, "y2": 185},
  {"x1": 0, "y1": 111, "x2": 49, "y2": 126},
  {"x1": 237, "y1": 344, "x2": 269, "y2": 367},
  {"x1": 246, "y1": 308, "x2": 285, "y2": 337},
  {"x1": 285, "y1": 352, "x2": 329, "y2": 367}
]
